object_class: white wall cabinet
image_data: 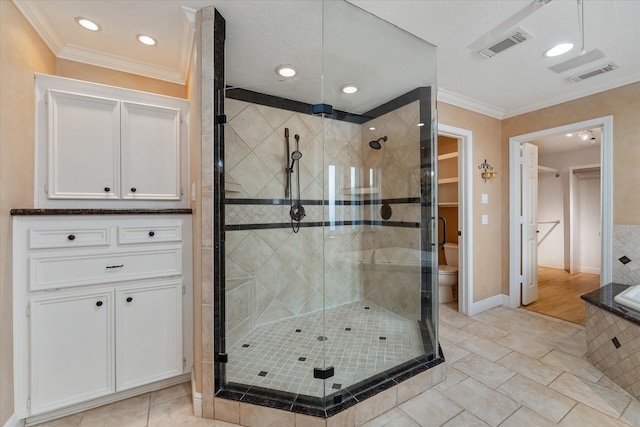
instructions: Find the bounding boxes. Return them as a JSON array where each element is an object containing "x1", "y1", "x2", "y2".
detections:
[
  {"x1": 13, "y1": 215, "x2": 193, "y2": 420},
  {"x1": 35, "y1": 74, "x2": 189, "y2": 208}
]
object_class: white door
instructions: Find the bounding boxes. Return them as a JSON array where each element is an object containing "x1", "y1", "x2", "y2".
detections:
[
  {"x1": 116, "y1": 281, "x2": 183, "y2": 391},
  {"x1": 47, "y1": 90, "x2": 120, "y2": 199},
  {"x1": 30, "y1": 290, "x2": 114, "y2": 414},
  {"x1": 120, "y1": 102, "x2": 181, "y2": 200},
  {"x1": 522, "y1": 143, "x2": 539, "y2": 305}
]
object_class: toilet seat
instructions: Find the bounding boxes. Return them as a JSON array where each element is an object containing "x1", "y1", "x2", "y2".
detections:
[{"x1": 438, "y1": 265, "x2": 458, "y2": 275}]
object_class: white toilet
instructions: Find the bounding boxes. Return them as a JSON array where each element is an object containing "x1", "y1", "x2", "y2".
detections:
[{"x1": 438, "y1": 243, "x2": 458, "y2": 303}]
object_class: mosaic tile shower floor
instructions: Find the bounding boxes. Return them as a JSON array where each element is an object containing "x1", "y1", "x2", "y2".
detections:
[{"x1": 225, "y1": 300, "x2": 425, "y2": 397}]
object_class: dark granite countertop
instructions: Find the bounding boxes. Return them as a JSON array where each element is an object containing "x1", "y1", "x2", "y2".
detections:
[
  {"x1": 581, "y1": 283, "x2": 640, "y2": 326},
  {"x1": 10, "y1": 208, "x2": 192, "y2": 216}
]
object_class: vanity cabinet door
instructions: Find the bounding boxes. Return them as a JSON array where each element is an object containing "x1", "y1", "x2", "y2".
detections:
[
  {"x1": 30, "y1": 290, "x2": 115, "y2": 414},
  {"x1": 115, "y1": 281, "x2": 183, "y2": 391},
  {"x1": 120, "y1": 102, "x2": 181, "y2": 201},
  {"x1": 47, "y1": 90, "x2": 120, "y2": 199}
]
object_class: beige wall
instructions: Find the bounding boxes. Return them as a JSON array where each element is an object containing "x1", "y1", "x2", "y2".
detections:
[
  {"x1": 0, "y1": 2, "x2": 191, "y2": 422},
  {"x1": 0, "y1": 2, "x2": 56, "y2": 424},
  {"x1": 438, "y1": 103, "x2": 503, "y2": 302},
  {"x1": 502, "y1": 81, "x2": 640, "y2": 294}
]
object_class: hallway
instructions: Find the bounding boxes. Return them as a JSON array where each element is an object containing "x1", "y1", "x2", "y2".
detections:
[{"x1": 522, "y1": 267, "x2": 600, "y2": 325}]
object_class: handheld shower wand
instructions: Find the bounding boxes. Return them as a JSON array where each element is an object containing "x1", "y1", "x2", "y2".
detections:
[{"x1": 284, "y1": 128, "x2": 291, "y2": 199}]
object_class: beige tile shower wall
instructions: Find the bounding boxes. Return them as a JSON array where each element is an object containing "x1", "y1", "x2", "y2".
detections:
[
  {"x1": 360, "y1": 101, "x2": 422, "y2": 319},
  {"x1": 197, "y1": 7, "x2": 215, "y2": 419},
  {"x1": 361, "y1": 101, "x2": 421, "y2": 201},
  {"x1": 224, "y1": 98, "x2": 364, "y2": 337},
  {"x1": 613, "y1": 225, "x2": 640, "y2": 285}
]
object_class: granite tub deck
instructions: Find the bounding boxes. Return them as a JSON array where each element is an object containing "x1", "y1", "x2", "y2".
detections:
[{"x1": 582, "y1": 283, "x2": 640, "y2": 399}]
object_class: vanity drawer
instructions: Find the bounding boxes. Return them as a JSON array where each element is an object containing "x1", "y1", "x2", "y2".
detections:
[
  {"x1": 29, "y1": 227, "x2": 110, "y2": 249},
  {"x1": 117, "y1": 223, "x2": 182, "y2": 245},
  {"x1": 29, "y1": 249, "x2": 182, "y2": 291}
]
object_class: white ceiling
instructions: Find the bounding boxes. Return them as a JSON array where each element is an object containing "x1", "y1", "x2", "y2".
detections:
[
  {"x1": 531, "y1": 126, "x2": 601, "y2": 155},
  {"x1": 13, "y1": 0, "x2": 640, "y2": 119}
]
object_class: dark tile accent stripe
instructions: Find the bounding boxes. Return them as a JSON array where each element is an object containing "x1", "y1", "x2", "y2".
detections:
[
  {"x1": 224, "y1": 197, "x2": 421, "y2": 206},
  {"x1": 215, "y1": 353, "x2": 444, "y2": 419},
  {"x1": 224, "y1": 220, "x2": 420, "y2": 231},
  {"x1": 226, "y1": 87, "x2": 367, "y2": 125}
]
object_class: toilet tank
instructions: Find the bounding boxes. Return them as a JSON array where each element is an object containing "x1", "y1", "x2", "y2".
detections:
[{"x1": 443, "y1": 243, "x2": 459, "y2": 267}]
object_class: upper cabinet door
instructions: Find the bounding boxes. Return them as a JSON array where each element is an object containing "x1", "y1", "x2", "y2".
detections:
[
  {"x1": 120, "y1": 102, "x2": 181, "y2": 200},
  {"x1": 47, "y1": 90, "x2": 120, "y2": 199}
]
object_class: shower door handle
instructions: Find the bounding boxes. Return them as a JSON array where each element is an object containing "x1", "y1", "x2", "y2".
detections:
[
  {"x1": 427, "y1": 217, "x2": 436, "y2": 247},
  {"x1": 438, "y1": 216, "x2": 446, "y2": 247}
]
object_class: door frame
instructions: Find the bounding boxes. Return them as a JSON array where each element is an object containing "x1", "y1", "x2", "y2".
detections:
[
  {"x1": 438, "y1": 124, "x2": 473, "y2": 315},
  {"x1": 570, "y1": 163, "x2": 602, "y2": 275},
  {"x1": 508, "y1": 116, "x2": 613, "y2": 307}
]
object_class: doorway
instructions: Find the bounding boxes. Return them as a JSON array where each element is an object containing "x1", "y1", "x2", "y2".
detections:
[
  {"x1": 508, "y1": 116, "x2": 613, "y2": 314},
  {"x1": 519, "y1": 129, "x2": 602, "y2": 324},
  {"x1": 438, "y1": 124, "x2": 472, "y2": 315}
]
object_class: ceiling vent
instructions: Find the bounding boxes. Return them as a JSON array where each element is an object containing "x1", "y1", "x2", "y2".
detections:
[
  {"x1": 568, "y1": 63, "x2": 618, "y2": 82},
  {"x1": 477, "y1": 27, "x2": 532, "y2": 58},
  {"x1": 549, "y1": 49, "x2": 605, "y2": 74}
]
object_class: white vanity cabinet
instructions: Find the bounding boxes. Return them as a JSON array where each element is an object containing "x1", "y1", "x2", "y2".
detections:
[
  {"x1": 35, "y1": 74, "x2": 189, "y2": 208},
  {"x1": 30, "y1": 289, "x2": 115, "y2": 414},
  {"x1": 13, "y1": 214, "x2": 193, "y2": 420}
]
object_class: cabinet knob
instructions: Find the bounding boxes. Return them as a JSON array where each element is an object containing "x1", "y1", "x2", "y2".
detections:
[
  {"x1": 104, "y1": 187, "x2": 111, "y2": 192},
  {"x1": 126, "y1": 297, "x2": 133, "y2": 303},
  {"x1": 148, "y1": 231, "x2": 155, "y2": 237},
  {"x1": 131, "y1": 187, "x2": 137, "y2": 193},
  {"x1": 67, "y1": 234, "x2": 76, "y2": 241},
  {"x1": 96, "y1": 301, "x2": 103, "y2": 307}
]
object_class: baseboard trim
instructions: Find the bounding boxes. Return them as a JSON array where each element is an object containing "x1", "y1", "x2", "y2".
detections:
[
  {"x1": 24, "y1": 374, "x2": 190, "y2": 426},
  {"x1": 469, "y1": 294, "x2": 505, "y2": 316},
  {"x1": 191, "y1": 368, "x2": 202, "y2": 417},
  {"x1": 2, "y1": 414, "x2": 23, "y2": 427},
  {"x1": 501, "y1": 294, "x2": 512, "y2": 307}
]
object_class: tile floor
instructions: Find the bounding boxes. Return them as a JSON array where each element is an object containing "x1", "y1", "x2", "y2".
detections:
[
  {"x1": 226, "y1": 301, "x2": 425, "y2": 397},
  {"x1": 35, "y1": 303, "x2": 640, "y2": 426}
]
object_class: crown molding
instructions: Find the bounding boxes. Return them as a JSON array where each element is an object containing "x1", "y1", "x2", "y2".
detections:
[
  {"x1": 437, "y1": 87, "x2": 505, "y2": 119},
  {"x1": 503, "y1": 73, "x2": 640, "y2": 118},
  {"x1": 178, "y1": 6, "x2": 197, "y2": 84},
  {"x1": 58, "y1": 44, "x2": 185, "y2": 84},
  {"x1": 12, "y1": 0, "x2": 64, "y2": 55}
]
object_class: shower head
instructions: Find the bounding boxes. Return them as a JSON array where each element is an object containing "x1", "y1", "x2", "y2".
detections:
[
  {"x1": 291, "y1": 150, "x2": 302, "y2": 160},
  {"x1": 369, "y1": 136, "x2": 388, "y2": 150}
]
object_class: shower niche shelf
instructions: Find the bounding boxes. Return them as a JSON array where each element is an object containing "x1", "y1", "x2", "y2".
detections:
[{"x1": 438, "y1": 202, "x2": 458, "y2": 207}]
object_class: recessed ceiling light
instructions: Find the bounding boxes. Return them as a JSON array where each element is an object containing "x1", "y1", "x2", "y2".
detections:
[
  {"x1": 137, "y1": 34, "x2": 157, "y2": 46},
  {"x1": 566, "y1": 133, "x2": 573, "y2": 137},
  {"x1": 275, "y1": 64, "x2": 298, "y2": 78},
  {"x1": 544, "y1": 43, "x2": 574, "y2": 57},
  {"x1": 369, "y1": 127, "x2": 376, "y2": 131},
  {"x1": 75, "y1": 17, "x2": 100, "y2": 31},
  {"x1": 341, "y1": 84, "x2": 358, "y2": 94}
]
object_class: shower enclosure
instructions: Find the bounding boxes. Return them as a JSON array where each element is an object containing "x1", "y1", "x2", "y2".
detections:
[{"x1": 213, "y1": 0, "x2": 439, "y2": 416}]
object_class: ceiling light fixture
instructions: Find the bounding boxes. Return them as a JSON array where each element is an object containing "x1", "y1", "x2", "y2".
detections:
[
  {"x1": 369, "y1": 127, "x2": 376, "y2": 131},
  {"x1": 137, "y1": 34, "x2": 157, "y2": 46},
  {"x1": 544, "y1": 43, "x2": 574, "y2": 57},
  {"x1": 341, "y1": 84, "x2": 358, "y2": 94},
  {"x1": 75, "y1": 17, "x2": 101, "y2": 31},
  {"x1": 275, "y1": 64, "x2": 298, "y2": 78}
]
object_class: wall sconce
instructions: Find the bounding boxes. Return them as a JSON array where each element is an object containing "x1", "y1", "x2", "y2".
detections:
[{"x1": 478, "y1": 159, "x2": 497, "y2": 182}]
